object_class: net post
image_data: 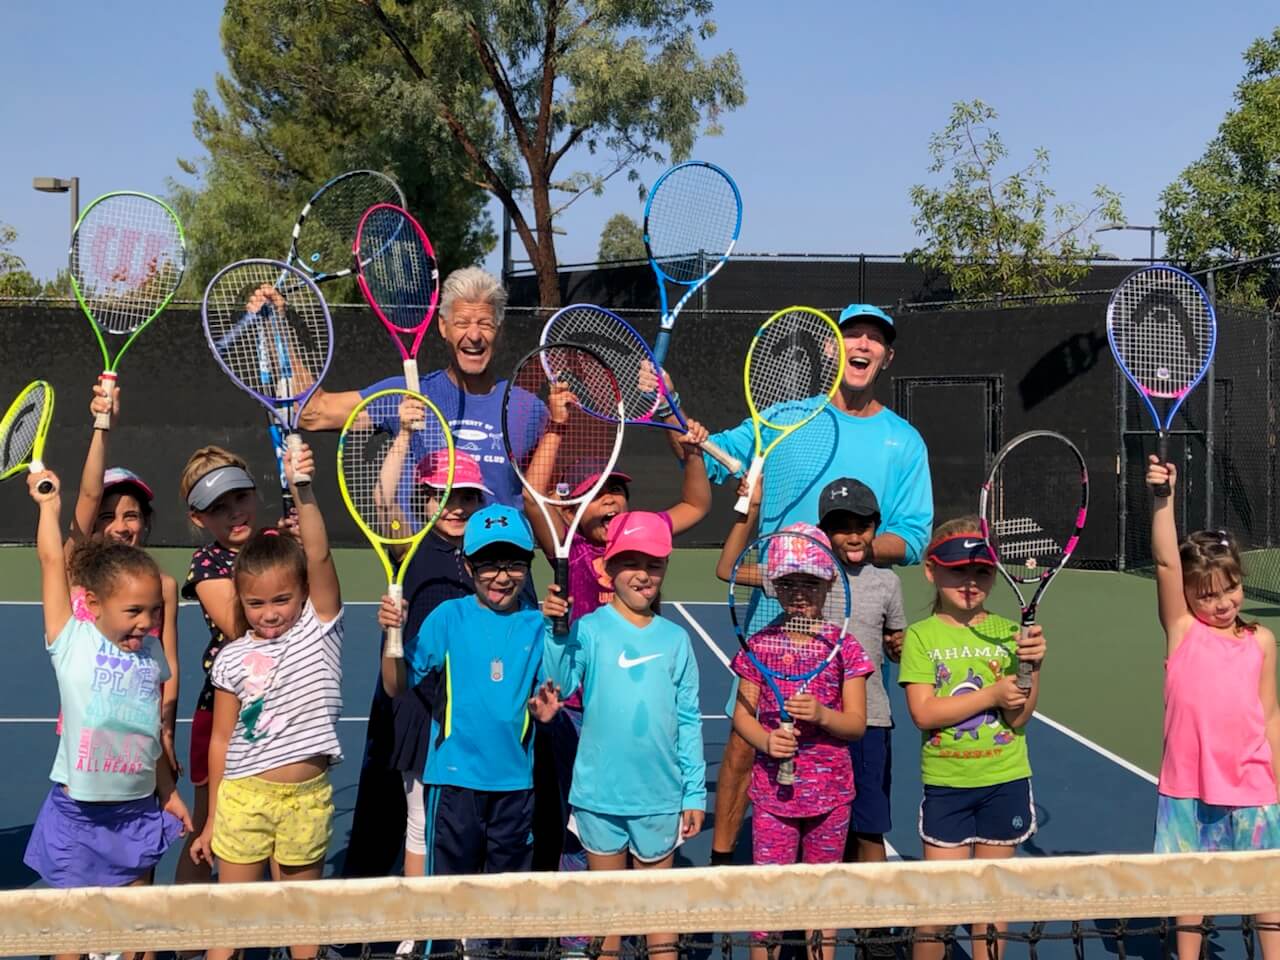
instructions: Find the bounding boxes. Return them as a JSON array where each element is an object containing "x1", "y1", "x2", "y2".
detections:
[{"x1": 1204, "y1": 269, "x2": 1217, "y2": 530}]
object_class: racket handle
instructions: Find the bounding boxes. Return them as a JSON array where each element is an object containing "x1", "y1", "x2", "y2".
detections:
[
  {"x1": 733, "y1": 456, "x2": 764, "y2": 516},
  {"x1": 553, "y1": 556, "x2": 570, "y2": 637},
  {"x1": 652, "y1": 327, "x2": 673, "y2": 368},
  {"x1": 287, "y1": 432, "x2": 311, "y2": 486},
  {"x1": 701, "y1": 438, "x2": 742, "y2": 475},
  {"x1": 1153, "y1": 432, "x2": 1172, "y2": 498},
  {"x1": 384, "y1": 582, "x2": 404, "y2": 659},
  {"x1": 776, "y1": 720, "x2": 796, "y2": 786},
  {"x1": 1015, "y1": 621, "x2": 1035, "y2": 693},
  {"x1": 30, "y1": 462, "x2": 53, "y2": 495},
  {"x1": 402, "y1": 357, "x2": 421, "y2": 395},
  {"x1": 95, "y1": 372, "x2": 116, "y2": 431}
]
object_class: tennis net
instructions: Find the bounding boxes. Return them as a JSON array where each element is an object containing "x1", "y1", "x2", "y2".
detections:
[{"x1": 3, "y1": 851, "x2": 1279, "y2": 958}]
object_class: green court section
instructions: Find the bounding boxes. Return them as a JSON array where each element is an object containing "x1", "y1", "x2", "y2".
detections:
[{"x1": 4, "y1": 543, "x2": 1277, "y2": 787}]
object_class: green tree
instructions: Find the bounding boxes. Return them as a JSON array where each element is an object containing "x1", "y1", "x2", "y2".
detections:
[
  {"x1": 909, "y1": 100, "x2": 1123, "y2": 303},
  {"x1": 597, "y1": 213, "x2": 645, "y2": 263},
  {"x1": 1159, "y1": 28, "x2": 1280, "y2": 307},
  {"x1": 361, "y1": 0, "x2": 745, "y2": 306},
  {"x1": 0, "y1": 223, "x2": 40, "y2": 300},
  {"x1": 170, "y1": 0, "x2": 494, "y2": 300}
]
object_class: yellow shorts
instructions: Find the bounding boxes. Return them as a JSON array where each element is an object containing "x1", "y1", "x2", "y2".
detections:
[{"x1": 211, "y1": 772, "x2": 334, "y2": 866}]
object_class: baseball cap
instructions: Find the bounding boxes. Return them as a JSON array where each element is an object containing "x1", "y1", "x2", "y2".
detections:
[
  {"x1": 103, "y1": 467, "x2": 154, "y2": 503},
  {"x1": 187, "y1": 465, "x2": 256, "y2": 511},
  {"x1": 818, "y1": 477, "x2": 879, "y2": 522},
  {"x1": 603, "y1": 511, "x2": 672, "y2": 561},
  {"x1": 416, "y1": 449, "x2": 494, "y2": 496},
  {"x1": 837, "y1": 304, "x2": 896, "y2": 344},
  {"x1": 568, "y1": 470, "x2": 632, "y2": 501},
  {"x1": 463, "y1": 504, "x2": 534, "y2": 556},
  {"x1": 926, "y1": 533, "x2": 995, "y2": 568},
  {"x1": 765, "y1": 522, "x2": 837, "y2": 582}
]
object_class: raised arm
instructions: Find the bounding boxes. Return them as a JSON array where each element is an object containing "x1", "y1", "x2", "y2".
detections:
[
  {"x1": 32, "y1": 471, "x2": 72, "y2": 643},
  {"x1": 1148, "y1": 456, "x2": 1190, "y2": 647},
  {"x1": 287, "y1": 441, "x2": 341, "y2": 619},
  {"x1": 521, "y1": 382, "x2": 572, "y2": 555},
  {"x1": 665, "y1": 417, "x2": 712, "y2": 536},
  {"x1": 715, "y1": 473, "x2": 762, "y2": 585},
  {"x1": 69, "y1": 381, "x2": 116, "y2": 546}
]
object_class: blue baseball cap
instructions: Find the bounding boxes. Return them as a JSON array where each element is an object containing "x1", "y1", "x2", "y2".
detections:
[
  {"x1": 463, "y1": 504, "x2": 534, "y2": 556},
  {"x1": 838, "y1": 304, "x2": 896, "y2": 344}
]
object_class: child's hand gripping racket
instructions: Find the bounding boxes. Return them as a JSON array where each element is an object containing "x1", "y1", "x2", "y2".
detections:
[
  {"x1": 0, "y1": 381, "x2": 56, "y2": 494},
  {"x1": 979, "y1": 430, "x2": 1088, "y2": 691},
  {"x1": 729, "y1": 528, "x2": 852, "y2": 786},
  {"x1": 338, "y1": 389, "x2": 454, "y2": 658},
  {"x1": 69, "y1": 192, "x2": 186, "y2": 430}
]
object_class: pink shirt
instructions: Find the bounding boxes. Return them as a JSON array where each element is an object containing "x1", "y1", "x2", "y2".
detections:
[{"x1": 1160, "y1": 619, "x2": 1278, "y2": 806}]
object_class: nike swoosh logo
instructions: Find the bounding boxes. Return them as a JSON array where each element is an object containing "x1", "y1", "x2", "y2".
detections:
[
  {"x1": 205, "y1": 476, "x2": 219, "y2": 487},
  {"x1": 617, "y1": 652, "x2": 661, "y2": 669},
  {"x1": 622, "y1": 526, "x2": 643, "y2": 536},
  {"x1": 962, "y1": 539, "x2": 984, "y2": 549}
]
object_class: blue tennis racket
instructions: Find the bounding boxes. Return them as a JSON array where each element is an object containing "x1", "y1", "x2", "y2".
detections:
[
  {"x1": 1106, "y1": 265, "x2": 1217, "y2": 497},
  {"x1": 643, "y1": 161, "x2": 742, "y2": 366},
  {"x1": 728, "y1": 529, "x2": 851, "y2": 786}
]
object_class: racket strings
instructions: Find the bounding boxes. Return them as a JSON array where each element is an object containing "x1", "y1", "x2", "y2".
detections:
[
  {"x1": 1110, "y1": 273, "x2": 1214, "y2": 396},
  {"x1": 646, "y1": 165, "x2": 740, "y2": 282},
  {"x1": 339, "y1": 396, "x2": 450, "y2": 543},
  {"x1": 204, "y1": 262, "x2": 332, "y2": 404},
  {"x1": 70, "y1": 195, "x2": 184, "y2": 334},
  {"x1": 0, "y1": 383, "x2": 51, "y2": 474},
  {"x1": 747, "y1": 309, "x2": 843, "y2": 425},
  {"x1": 506, "y1": 347, "x2": 623, "y2": 506},
  {"x1": 542, "y1": 307, "x2": 664, "y2": 422},
  {"x1": 985, "y1": 436, "x2": 1085, "y2": 574},
  {"x1": 297, "y1": 173, "x2": 403, "y2": 276},
  {"x1": 357, "y1": 207, "x2": 438, "y2": 332}
]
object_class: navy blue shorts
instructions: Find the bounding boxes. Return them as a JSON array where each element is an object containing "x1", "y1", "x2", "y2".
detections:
[
  {"x1": 425, "y1": 785, "x2": 535, "y2": 876},
  {"x1": 847, "y1": 725, "x2": 892, "y2": 838},
  {"x1": 919, "y1": 778, "x2": 1035, "y2": 847}
]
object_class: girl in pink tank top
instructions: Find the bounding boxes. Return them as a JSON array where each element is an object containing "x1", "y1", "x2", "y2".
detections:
[{"x1": 1148, "y1": 455, "x2": 1280, "y2": 960}]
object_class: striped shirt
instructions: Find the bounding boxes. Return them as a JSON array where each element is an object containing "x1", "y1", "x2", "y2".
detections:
[{"x1": 210, "y1": 601, "x2": 344, "y2": 779}]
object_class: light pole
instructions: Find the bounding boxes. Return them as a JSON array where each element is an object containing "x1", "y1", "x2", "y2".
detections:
[
  {"x1": 32, "y1": 176, "x2": 80, "y2": 247},
  {"x1": 1098, "y1": 223, "x2": 1160, "y2": 263}
]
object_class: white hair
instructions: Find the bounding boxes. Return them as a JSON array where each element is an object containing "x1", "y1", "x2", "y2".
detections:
[{"x1": 440, "y1": 267, "x2": 508, "y2": 325}]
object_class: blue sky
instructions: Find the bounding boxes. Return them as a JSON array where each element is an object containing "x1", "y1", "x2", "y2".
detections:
[{"x1": 2, "y1": 2, "x2": 1277, "y2": 287}]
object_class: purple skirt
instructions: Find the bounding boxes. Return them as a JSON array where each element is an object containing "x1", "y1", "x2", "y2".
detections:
[{"x1": 24, "y1": 785, "x2": 184, "y2": 887}]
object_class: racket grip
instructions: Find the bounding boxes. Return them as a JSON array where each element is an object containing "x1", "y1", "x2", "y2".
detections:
[
  {"x1": 384, "y1": 582, "x2": 404, "y2": 659},
  {"x1": 552, "y1": 556, "x2": 570, "y2": 637},
  {"x1": 776, "y1": 720, "x2": 796, "y2": 786},
  {"x1": 701, "y1": 438, "x2": 742, "y2": 475},
  {"x1": 402, "y1": 357, "x2": 421, "y2": 396},
  {"x1": 30, "y1": 462, "x2": 53, "y2": 495},
  {"x1": 1153, "y1": 432, "x2": 1172, "y2": 498},
  {"x1": 1015, "y1": 621, "x2": 1035, "y2": 692},
  {"x1": 733, "y1": 456, "x2": 764, "y2": 516},
  {"x1": 287, "y1": 432, "x2": 311, "y2": 486},
  {"x1": 95, "y1": 372, "x2": 116, "y2": 431},
  {"x1": 652, "y1": 327, "x2": 673, "y2": 368}
]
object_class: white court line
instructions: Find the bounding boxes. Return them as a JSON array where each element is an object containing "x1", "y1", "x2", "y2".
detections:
[
  {"x1": 1032, "y1": 712, "x2": 1157, "y2": 784},
  {"x1": 673, "y1": 601, "x2": 731, "y2": 669}
]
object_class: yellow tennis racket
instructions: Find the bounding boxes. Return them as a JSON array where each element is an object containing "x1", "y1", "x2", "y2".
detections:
[
  {"x1": 734, "y1": 307, "x2": 846, "y2": 515},
  {"x1": 0, "y1": 380, "x2": 56, "y2": 493},
  {"x1": 337, "y1": 388, "x2": 454, "y2": 658}
]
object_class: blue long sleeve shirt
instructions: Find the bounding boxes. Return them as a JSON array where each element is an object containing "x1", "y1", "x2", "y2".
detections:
[
  {"x1": 703, "y1": 403, "x2": 933, "y2": 564},
  {"x1": 542, "y1": 604, "x2": 706, "y2": 815}
]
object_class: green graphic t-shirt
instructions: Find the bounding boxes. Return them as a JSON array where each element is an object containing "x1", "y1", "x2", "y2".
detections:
[{"x1": 898, "y1": 613, "x2": 1031, "y2": 788}]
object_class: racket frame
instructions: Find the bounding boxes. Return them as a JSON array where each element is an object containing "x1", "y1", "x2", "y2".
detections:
[
  {"x1": 727, "y1": 530, "x2": 852, "y2": 786},
  {"x1": 538, "y1": 303, "x2": 741, "y2": 473},
  {"x1": 68, "y1": 191, "x2": 187, "y2": 431},
  {"x1": 734, "y1": 306, "x2": 847, "y2": 514},
  {"x1": 337, "y1": 389, "x2": 454, "y2": 658},
  {"x1": 1105, "y1": 264, "x2": 1217, "y2": 497},
  {"x1": 0, "y1": 380, "x2": 56, "y2": 493},
  {"x1": 353, "y1": 203, "x2": 440, "y2": 394},
  {"x1": 289, "y1": 169, "x2": 406, "y2": 284},
  {"x1": 643, "y1": 161, "x2": 743, "y2": 366},
  {"x1": 502, "y1": 342, "x2": 625, "y2": 636},
  {"x1": 978, "y1": 429, "x2": 1089, "y2": 691}
]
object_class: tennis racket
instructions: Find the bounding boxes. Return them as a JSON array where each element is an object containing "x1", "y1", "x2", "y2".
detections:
[
  {"x1": 354, "y1": 204, "x2": 439, "y2": 393},
  {"x1": 0, "y1": 380, "x2": 56, "y2": 494},
  {"x1": 289, "y1": 169, "x2": 406, "y2": 284},
  {"x1": 202, "y1": 259, "x2": 334, "y2": 485},
  {"x1": 69, "y1": 192, "x2": 186, "y2": 431},
  {"x1": 539, "y1": 303, "x2": 740, "y2": 472},
  {"x1": 503, "y1": 343, "x2": 625, "y2": 636},
  {"x1": 729, "y1": 529, "x2": 852, "y2": 786},
  {"x1": 1106, "y1": 265, "x2": 1217, "y2": 497},
  {"x1": 979, "y1": 430, "x2": 1088, "y2": 691},
  {"x1": 338, "y1": 388, "x2": 453, "y2": 658},
  {"x1": 643, "y1": 161, "x2": 742, "y2": 365},
  {"x1": 734, "y1": 307, "x2": 846, "y2": 515}
]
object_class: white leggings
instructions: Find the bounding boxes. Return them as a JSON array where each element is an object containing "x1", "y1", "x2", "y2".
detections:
[{"x1": 403, "y1": 772, "x2": 426, "y2": 856}]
